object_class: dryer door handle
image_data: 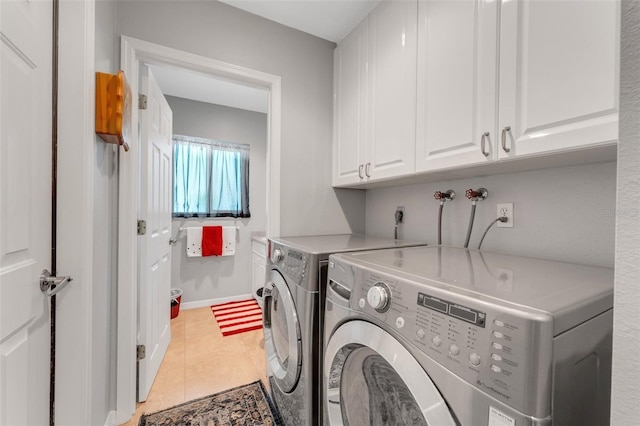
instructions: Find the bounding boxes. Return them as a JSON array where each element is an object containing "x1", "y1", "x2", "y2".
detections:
[{"x1": 263, "y1": 284, "x2": 273, "y2": 327}]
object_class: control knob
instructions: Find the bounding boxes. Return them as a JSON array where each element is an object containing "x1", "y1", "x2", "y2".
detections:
[
  {"x1": 271, "y1": 248, "x2": 285, "y2": 264},
  {"x1": 367, "y1": 282, "x2": 391, "y2": 312}
]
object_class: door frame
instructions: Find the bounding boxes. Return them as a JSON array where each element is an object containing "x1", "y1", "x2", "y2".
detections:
[{"x1": 117, "y1": 36, "x2": 282, "y2": 423}]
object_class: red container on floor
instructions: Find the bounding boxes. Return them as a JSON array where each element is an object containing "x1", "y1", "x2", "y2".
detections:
[{"x1": 170, "y1": 288, "x2": 183, "y2": 319}]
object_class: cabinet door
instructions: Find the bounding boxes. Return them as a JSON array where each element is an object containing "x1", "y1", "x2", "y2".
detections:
[
  {"x1": 251, "y1": 252, "x2": 266, "y2": 301},
  {"x1": 498, "y1": 0, "x2": 619, "y2": 159},
  {"x1": 416, "y1": 0, "x2": 498, "y2": 172},
  {"x1": 333, "y1": 19, "x2": 368, "y2": 187},
  {"x1": 366, "y1": 0, "x2": 417, "y2": 181}
]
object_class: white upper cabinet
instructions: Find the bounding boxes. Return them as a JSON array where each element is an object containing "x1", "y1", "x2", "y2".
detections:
[
  {"x1": 498, "y1": 0, "x2": 619, "y2": 159},
  {"x1": 366, "y1": 0, "x2": 418, "y2": 181},
  {"x1": 416, "y1": 0, "x2": 499, "y2": 171},
  {"x1": 416, "y1": 0, "x2": 619, "y2": 172},
  {"x1": 333, "y1": 0, "x2": 417, "y2": 187},
  {"x1": 333, "y1": 19, "x2": 368, "y2": 186}
]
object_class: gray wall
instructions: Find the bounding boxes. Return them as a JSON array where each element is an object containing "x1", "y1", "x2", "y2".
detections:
[
  {"x1": 93, "y1": 0, "x2": 118, "y2": 423},
  {"x1": 613, "y1": 1, "x2": 640, "y2": 423},
  {"x1": 167, "y1": 96, "x2": 267, "y2": 303},
  {"x1": 366, "y1": 162, "x2": 616, "y2": 267},
  {"x1": 116, "y1": 0, "x2": 365, "y2": 237}
]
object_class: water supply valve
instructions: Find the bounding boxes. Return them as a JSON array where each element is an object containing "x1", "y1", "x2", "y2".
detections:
[
  {"x1": 434, "y1": 190, "x2": 455, "y2": 202},
  {"x1": 465, "y1": 188, "x2": 488, "y2": 202}
]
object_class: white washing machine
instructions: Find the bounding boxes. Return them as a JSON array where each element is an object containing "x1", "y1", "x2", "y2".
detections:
[
  {"x1": 324, "y1": 246, "x2": 613, "y2": 426},
  {"x1": 263, "y1": 235, "x2": 427, "y2": 426}
]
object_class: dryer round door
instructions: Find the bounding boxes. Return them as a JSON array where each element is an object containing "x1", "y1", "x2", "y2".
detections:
[
  {"x1": 263, "y1": 269, "x2": 302, "y2": 393},
  {"x1": 325, "y1": 320, "x2": 457, "y2": 426}
]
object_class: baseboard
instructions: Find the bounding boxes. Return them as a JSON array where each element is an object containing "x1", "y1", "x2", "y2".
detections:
[
  {"x1": 104, "y1": 410, "x2": 116, "y2": 426},
  {"x1": 181, "y1": 293, "x2": 253, "y2": 310}
]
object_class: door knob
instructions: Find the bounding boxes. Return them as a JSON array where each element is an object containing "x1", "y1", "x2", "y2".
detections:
[{"x1": 40, "y1": 269, "x2": 73, "y2": 297}]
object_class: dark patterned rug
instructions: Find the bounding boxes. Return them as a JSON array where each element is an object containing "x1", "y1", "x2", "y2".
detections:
[{"x1": 139, "y1": 381, "x2": 282, "y2": 426}]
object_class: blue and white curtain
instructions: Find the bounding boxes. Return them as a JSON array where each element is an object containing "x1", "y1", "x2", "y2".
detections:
[{"x1": 173, "y1": 134, "x2": 251, "y2": 218}]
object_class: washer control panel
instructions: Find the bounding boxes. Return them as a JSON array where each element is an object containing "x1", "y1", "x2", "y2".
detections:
[
  {"x1": 417, "y1": 292, "x2": 486, "y2": 328},
  {"x1": 347, "y1": 267, "x2": 550, "y2": 417},
  {"x1": 269, "y1": 244, "x2": 308, "y2": 285}
]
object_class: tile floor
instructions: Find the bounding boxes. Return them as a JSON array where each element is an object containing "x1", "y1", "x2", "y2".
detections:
[{"x1": 122, "y1": 306, "x2": 267, "y2": 426}]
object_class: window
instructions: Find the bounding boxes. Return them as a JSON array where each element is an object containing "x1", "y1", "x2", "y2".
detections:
[{"x1": 173, "y1": 134, "x2": 250, "y2": 218}]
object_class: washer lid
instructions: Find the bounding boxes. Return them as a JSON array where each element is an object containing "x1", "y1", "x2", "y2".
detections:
[
  {"x1": 269, "y1": 234, "x2": 427, "y2": 256},
  {"x1": 332, "y1": 246, "x2": 613, "y2": 335}
]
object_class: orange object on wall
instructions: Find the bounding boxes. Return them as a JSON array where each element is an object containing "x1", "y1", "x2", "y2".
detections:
[{"x1": 95, "y1": 70, "x2": 131, "y2": 151}]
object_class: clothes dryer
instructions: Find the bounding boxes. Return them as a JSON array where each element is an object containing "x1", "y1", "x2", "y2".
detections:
[
  {"x1": 324, "y1": 246, "x2": 613, "y2": 425},
  {"x1": 263, "y1": 234, "x2": 427, "y2": 426}
]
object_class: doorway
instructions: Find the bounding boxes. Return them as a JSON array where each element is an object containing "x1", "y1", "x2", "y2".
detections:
[{"x1": 116, "y1": 36, "x2": 281, "y2": 424}]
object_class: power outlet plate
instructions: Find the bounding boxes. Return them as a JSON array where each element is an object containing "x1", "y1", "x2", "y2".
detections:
[{"x1": 497, "y1": 203, "x2": 514, "y2": 228}]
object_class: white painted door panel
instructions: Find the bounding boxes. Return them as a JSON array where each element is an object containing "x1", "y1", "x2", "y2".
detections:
[
  {"x1": 498, "y1": 0, "x2": 619, "y2": 158},
  {"x1": 416, "y1": 0, "x2": 498, "y2": 171},
  {"x1": 333, "y1": 20, "x2": 367, "y2": 186},
  {"x1": 367, "y1": 0, "x2": 417, "y2": 180},
  {"x1": 138, "y1": 66, "x2": 173, "y2": 402},
  {"x1": 0, "y1": 0, "x2": 52, "y2": 424}
]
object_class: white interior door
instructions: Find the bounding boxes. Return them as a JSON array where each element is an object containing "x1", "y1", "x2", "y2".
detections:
[
  {"x1": 138, "y1": 65, "x2": 173, "y2": 402},
  {"x1": 0, "y1": 0, "x2": 52, "y2": 424}
]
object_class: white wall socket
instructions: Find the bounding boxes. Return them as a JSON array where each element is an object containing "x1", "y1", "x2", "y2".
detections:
[{"x1": 497, "y1": 203, "x2": 514, "y2": 228}]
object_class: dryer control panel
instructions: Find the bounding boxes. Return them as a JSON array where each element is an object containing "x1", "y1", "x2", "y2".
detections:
[
  {"x1": 350, "y1": 269, "x2": 554, "y2": 419},
  {"x1": 269, "y1": 243, "x2": 309, "y2": 286}
]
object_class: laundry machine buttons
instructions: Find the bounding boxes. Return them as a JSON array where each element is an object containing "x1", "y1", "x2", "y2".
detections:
[
  {"x1": 491, "y1": 353, "x2": 503, "y2": 362},
  {"x1": 449, "y1": 345, "x2": 460, "y2": 356},
  {"x1": 469, "y1": 353, "x2": 481, "y2": 366},
  {"x1": 491, "y1": 365, "x2": 502, "y2": 373},
  {"x1": 492, "y1": 331, "x2": 504, "y2": 339},
  {"x1": 431, "y1": 336, "x2": 442, "y2": 347},
  {"x1": 492, "y1": 342, "x2": 503, "y2": 351},
  {"x1": 395, "y1": 317, "x2": 405, "y2": 329},
  {"x1": 416, "y1": 328, "x2": 426, "y2": 339},
  {"x1": 493, "y1": 319, "x2": 505, "y2": 327}
]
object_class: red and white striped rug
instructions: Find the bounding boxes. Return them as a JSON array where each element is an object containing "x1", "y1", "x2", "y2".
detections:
[{"x1": 210, "y1": 299, "x2": 263, "y2": 336}]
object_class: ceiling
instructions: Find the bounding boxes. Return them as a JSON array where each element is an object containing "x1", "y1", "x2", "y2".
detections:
[
  {"x1": 219, "y1": 0, "x2": 380, "y2": 44},
  {"x1": 152, "y1": 0, "x2": 379, "y2": 113},
  {"x1": 149, "y1": 65, "x2": 270, "y2": 114}
]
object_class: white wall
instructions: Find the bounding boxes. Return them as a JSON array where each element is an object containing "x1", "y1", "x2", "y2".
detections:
[
  {"x1": 93, "y1": 0, "x2": 118, "y2": 423},
  {"x1": 116, "y1": 0, "x2": 365, "y2": 237},
  {"x1": 612, "y1": 1, "x2": 640, "y2": 423},
  {"x1": 166, "y1": 96, "x2": 267, "y2": 303},
  {"x1": 366, "y1": 162, "x2": 616, "y2": 267}
]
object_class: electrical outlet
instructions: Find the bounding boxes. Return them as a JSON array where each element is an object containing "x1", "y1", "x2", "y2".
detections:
[
  {"x1": 497, "y1": 203, "x2": 514, "y2": 228},
  {"x1": 395, "y1": 206, "x2": 405, "y2": 223}
]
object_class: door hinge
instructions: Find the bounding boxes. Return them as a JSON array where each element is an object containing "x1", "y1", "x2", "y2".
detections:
[
  {"x1": 137, "y1": 220, "x2": 147, "y2": 235},
  {"x1": 136, "y1": 344, "x2": 146, "y2": 361},
  {"x1": 138, "y1": 94, "x2": 147, "y2": 110}
]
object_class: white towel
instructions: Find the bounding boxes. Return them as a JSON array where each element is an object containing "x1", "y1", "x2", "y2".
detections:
[
  {"x1": 221, "y1": 226, "x2": 236, "y2": 256},
  {"x1": 185, "y1": 226, "x2": 236, "y2": 257},
  {"x1": 186, "y1": 227, "x2": 203, "y2": 257}
]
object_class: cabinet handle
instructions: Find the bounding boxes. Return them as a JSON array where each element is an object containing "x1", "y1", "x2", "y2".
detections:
[
  {"x1": 358, "y1": 164, "x2": 364, "y2": 179},
  {"x1": 501, "y1": 126, "x2": 511, "y2": 153},
  {"x1": 480, "y1": 132, "x2": 490, "y2": 157},
  {"x1": 365, "y1": 163, "x2": 371, "y2": 178}
]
